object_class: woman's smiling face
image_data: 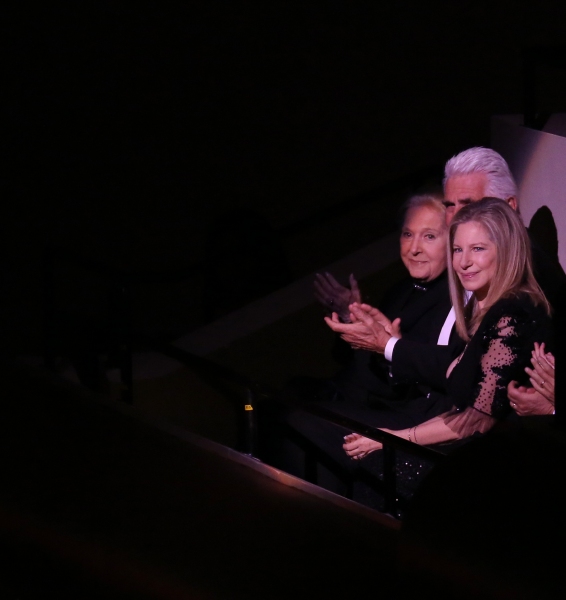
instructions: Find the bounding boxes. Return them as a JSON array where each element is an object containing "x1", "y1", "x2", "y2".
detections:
[
  {"x1": 452, "y1": 220, "x2": 497, "y2": 305},
  {"x1": 400, "y1": 205, "x2": 447, "y2": 282}
]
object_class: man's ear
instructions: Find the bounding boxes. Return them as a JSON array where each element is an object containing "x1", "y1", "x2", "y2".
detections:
[{"x1": 507, "y1": 196, "x2": 518, "y2": 211}]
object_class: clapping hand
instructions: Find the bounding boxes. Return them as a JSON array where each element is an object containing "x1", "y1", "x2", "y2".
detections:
[
  {"x1": 324, "y1": 302, "x2": 400, "y2": 354},
  {"x1": 507, "y1": 342, "x2": 555, "y2": 416},
  {"x1": 350, "y1": 303, "x2": 402, "y2": 338},
  {"x1": 314, "y1": 272, "x2": 361, "y2": 323},
  {"x1": 525, "y1": 342, "x2": 555, "y2": 403}
]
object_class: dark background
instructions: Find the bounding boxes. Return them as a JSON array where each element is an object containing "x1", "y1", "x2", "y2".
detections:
[{"x1": 5, "y1": 2, "x2": 566, "y2": 357}]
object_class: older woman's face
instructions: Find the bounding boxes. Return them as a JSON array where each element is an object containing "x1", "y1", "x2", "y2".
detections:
[{"x1": 400, "y1": 205, "x2": 447, "y2": 282}]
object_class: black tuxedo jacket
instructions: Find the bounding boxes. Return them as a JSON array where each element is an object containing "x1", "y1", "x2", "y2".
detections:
[{"x1": 332, "y1": 271, "x2": 453, "y2": 405}]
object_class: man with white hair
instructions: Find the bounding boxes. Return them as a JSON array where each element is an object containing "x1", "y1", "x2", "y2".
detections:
[{"x1": 443, "y1": 146, "x2": 519, "y2": 221}]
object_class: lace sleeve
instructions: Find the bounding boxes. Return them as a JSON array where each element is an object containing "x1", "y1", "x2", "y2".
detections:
[
  {"x1": 473, "y1": 315, "x2": 516, "y2": 416},
  {"x1": 442, "y1": 307, "x2": 540, "y2": 440},
  {"x1": 440, "y1": 405, "x2": 497, "y2": 441}
]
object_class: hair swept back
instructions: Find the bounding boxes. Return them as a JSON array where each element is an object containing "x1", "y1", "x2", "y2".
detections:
[
  {"x1": 443, "y1": 147, "x2": 519, "y2": 210},
  {"x1": 448, "y1": 197, "x2": 550, "y2": 340}
]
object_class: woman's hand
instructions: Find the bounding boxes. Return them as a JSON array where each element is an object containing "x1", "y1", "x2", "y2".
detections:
[
  {"x1": 343, "y1": 433, "x2": 382, "y2": 460},
  {"x1": 507, "y1": 342, "x2": 555, "y2": 416},
  {"x1": 324, "y1": 303, "x2": 393, "y2": 354},
  {"x1": 350, "y1": 303, "x2": 400, "y2": 337},
  {"x1": 507, "y1": 381, "x2": 554, "y2": 416},
  {"x1": 525, "y1": 342, "x2": 555, "y2": 404}
]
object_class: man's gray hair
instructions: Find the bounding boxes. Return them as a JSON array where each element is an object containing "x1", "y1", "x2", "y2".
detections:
[{"x1": 443, "y1": 147, "x2": 519, "y2": 204}]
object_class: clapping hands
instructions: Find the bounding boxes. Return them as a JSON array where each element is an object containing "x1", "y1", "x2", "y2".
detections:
[
  {"x1": 324, "y1": 302, "x2": 401, "y2": 354},
  {"x1": 526, "y1": 342, "x2": 555, "y2": 403},
  {"x1": 507, "y1": 342, "x2": 555, "y2": 416}
]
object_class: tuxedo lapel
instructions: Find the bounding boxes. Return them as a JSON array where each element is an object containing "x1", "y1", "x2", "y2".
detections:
[{"x1": 395, "y1": 274, "x2": 451, "y2": 336}]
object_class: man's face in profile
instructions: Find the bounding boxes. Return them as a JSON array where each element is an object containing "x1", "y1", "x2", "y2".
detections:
[{"x1": 443, "y1": 173, "x2": 488, "y2": 225}]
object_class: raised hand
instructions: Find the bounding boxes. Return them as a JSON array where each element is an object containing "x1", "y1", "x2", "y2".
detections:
[
  {"x1": 324, "y1": 302, "x2": 392, "y2": 353},
  {"x1": 526, "y1": 342, "x2": 555, "y2": 403},
  {"x1": 313, "y1": 272, "x2": 361, "y2": 322},
  {"x1": 507, "y1": 381, "x2": 554, "y2": 416},
  {"x1": 350, "y1": 303, "x2": 401, "y2": 338},
  {"x1": 507, "y1": 342, "x2": 555, "y2": 416},
  {"x1": 390, "y1": 317, "x2": 402, "y2": 339}
]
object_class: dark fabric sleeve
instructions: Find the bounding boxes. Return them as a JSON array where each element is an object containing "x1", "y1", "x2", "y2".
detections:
[
  {"x1": 471, "y1": 302, "x2": 551, "y2": 418},
  {"x1": 446, "y1": 296, "x2": 553, "y2": 431},
  {"x1": 471, "y1": 313, "x2": 532, "y2": 418},
  {"x1": 424, "y1": 298, "x2": 552, "y2": 442}
]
